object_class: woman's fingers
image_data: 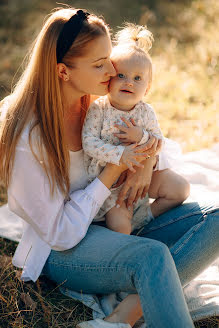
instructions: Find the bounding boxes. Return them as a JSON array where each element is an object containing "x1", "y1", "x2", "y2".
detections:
[
  {"x1": 142, "y1": 135, "x2": 156, "y2": 150},
  {"x1": 147, "y1": 138, "x2": 158, "y2": 155},
  {"x1": 141, "y1": 186, "x2": 148, "y2": 199},
  {"x1": 133, "y1": 187, "x2": 144, "y2": 204},
  {"x1": 155, "y1": 139, "x2": 162, "y2": 154},
  {"x1": 126, "y1": 161, "x2": 136, "y2": 172},
  {"x1": 116, "y1": 183, "x2": 130, "y2": 206},
  {"x1": 127, "y1": 188, "x2": 138, "y2": 208},
  {"x1": 133, "y1": 142, "x2": 153, "y2": 153}
]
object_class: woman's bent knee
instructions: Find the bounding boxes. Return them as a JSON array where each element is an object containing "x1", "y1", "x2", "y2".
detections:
[{"x1": 130, "y1": 239, "x2": 172, "y2": 272}]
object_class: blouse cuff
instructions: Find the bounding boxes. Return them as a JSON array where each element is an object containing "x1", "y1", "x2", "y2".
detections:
[
  {"x1": 84, "y1": 177, "x2": 111, "y2": 206},
  {"x1": 111, "y1": 145, "x2": 125, "y2": 165},
  {"x1": 138, "y1": 129, "x2": 149, "y2": 145}
]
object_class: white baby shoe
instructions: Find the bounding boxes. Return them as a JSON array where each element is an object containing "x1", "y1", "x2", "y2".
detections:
[{"x1": 76, "y1": 318, "x2": 132, "y2": 328}]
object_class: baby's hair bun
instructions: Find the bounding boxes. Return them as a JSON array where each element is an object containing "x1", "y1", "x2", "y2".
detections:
[{"x1": 114, "y1": 23, "x2": 154, "y2": 53}]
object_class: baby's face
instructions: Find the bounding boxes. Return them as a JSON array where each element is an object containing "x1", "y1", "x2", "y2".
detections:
[{"x1": 108, "y1": 53, "x2": 151, "y2": 111}]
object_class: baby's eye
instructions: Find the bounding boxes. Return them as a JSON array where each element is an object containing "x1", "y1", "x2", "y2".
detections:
[
  {"x1": 134, "y1": 76, "x2": 141, "y2": 81},
  {"x1": 117, "y1": 73, "x2": 125, "y2": 79}
]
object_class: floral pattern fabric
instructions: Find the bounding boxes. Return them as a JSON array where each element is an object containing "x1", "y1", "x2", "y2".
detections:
[{"x1": 82, "y1": 95, "x2": 169, "y2": 221}]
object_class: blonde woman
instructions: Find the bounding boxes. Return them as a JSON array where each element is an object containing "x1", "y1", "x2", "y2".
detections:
[{"x1": 0, "y1": 7, "x2": 218, "y2": 328}]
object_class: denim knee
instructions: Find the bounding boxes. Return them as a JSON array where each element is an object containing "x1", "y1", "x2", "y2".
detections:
[{"x1": 127, "y1": 238, "x2": 173, "y2": 277}]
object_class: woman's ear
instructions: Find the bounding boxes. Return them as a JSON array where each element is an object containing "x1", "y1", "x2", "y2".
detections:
[{"x1": 57, "y1": 63, "x2": 70, "y2": 82}]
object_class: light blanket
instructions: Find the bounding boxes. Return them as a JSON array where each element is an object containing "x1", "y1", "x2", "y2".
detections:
[{"x1": 0, "y1": 142, "x2": 218, "y2": 326}]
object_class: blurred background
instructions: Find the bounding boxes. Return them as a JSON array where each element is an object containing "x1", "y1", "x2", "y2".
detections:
[{"x1": 0, "y1": 0, "x2": 218, "y2": 152}]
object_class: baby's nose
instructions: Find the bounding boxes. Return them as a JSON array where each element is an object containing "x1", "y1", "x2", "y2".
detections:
[{"x1": 125, "y1": 79, "x2": 133, "y2": 86}]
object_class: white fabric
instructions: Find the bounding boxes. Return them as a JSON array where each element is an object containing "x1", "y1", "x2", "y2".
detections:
[
  {"x1": 76, "y1": 318, "x2": 131, "y2": 328},
  {"x1": 6, "y1": 123, "x2": 111, "y2": 282}
]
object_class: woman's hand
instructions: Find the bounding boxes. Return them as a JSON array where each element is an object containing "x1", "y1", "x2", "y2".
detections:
[
  {"x1": 115, "y1": 156, "x2": 156, "y2": 208},
  {"x1": 98, "y1": 144, "x2": 151, "y2": 190},
  {"x1": 135, "y1": 133, "x2": 162, "y2": 157}
]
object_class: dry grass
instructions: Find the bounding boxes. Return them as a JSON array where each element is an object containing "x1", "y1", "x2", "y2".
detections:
[
  {"x1": 0, "y1": 0, "x2": 219, "y2": 327},
  {"x1": 0, "y1": 238, "x2": 93, "y2": 327}
]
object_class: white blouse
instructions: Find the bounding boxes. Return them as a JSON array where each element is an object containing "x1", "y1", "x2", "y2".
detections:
[{"x1": 9, "y1": 123, "x2": 111, "y2": 282}]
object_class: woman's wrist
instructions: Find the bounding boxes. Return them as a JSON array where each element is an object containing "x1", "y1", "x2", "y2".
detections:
[
  {"x1": 98, "y1": 163, "x2": 125, "y2": 189},
  {"x1": 142, "y1": 156, "x2": 157, "y2": 171}
]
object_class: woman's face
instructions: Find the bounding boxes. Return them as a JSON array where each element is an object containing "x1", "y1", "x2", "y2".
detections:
[{"x1": 68, "y1": 35, "x2": 116, "y2": 97}]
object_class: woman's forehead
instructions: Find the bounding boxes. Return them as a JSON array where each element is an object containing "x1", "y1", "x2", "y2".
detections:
[{"x1": 80, "y1": 35, "x2": 112, "y2": 62}]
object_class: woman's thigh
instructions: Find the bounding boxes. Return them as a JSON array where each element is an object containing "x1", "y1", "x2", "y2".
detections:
[
  {"x1": 43, "y1": 224, "x2": 167, "y2": 295},
  {"x1": 132, "y1": 201, "x2": 219, "y2": 286},
  {"x1": 132, "y1": 201, "x2": 218, "y2": 247}
]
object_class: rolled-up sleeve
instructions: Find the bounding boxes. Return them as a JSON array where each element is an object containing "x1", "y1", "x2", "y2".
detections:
[{"x1": 8, "y1": 140, "x2": 111, "y2": 251}]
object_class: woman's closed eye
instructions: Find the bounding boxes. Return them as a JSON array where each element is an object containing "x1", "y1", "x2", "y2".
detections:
[{"x1": 95, "y1": 64, "x2": 103, "y2": 69}]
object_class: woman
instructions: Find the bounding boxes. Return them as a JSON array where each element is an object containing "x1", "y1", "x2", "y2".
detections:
[{"x1": 0, "y1": 7, "x2": 218, "y2": 328}]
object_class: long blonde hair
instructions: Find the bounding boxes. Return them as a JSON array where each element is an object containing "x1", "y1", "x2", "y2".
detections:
[{"x1": 0, "y1": 7, "x2": 109, "y2": 196}]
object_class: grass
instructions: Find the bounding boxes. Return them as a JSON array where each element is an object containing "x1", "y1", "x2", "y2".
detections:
[
  {"x1": 0, "y1": 0, "x2": 219, "y2": 327},
  {"x1": 0, "y1": 238, "x2": 93, "y2": 328}
]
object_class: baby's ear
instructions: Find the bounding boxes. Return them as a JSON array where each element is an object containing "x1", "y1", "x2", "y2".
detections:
[{"x1": 145, "y1": 83, "x2": 151, "y2": 95}]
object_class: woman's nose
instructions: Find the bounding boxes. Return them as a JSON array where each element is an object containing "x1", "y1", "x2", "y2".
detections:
[{"x1": 107, "y1": 61, "x2": 116, "y2": 77}]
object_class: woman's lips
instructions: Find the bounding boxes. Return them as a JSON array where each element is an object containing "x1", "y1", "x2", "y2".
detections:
[{"x1": 101, "y1": 80, "x2": 110, "y2": 85}]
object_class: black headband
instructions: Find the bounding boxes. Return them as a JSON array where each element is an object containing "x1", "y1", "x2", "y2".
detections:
[{"x1": 56, "y1": 9, "x2": 90, "y2": 63}]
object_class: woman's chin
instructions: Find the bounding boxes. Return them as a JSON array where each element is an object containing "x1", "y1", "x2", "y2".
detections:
[{"x1": 93, "y1": 88, "x2": 108, "y2": 97}]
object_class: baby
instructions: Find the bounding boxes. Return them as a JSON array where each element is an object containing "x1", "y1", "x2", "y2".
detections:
[{"x1": 82, "y1": 23, "x2": 190, "y2": 234}]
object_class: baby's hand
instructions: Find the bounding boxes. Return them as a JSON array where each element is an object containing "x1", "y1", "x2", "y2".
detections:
[
  {"x1": 114, "y1": 117, "x2": 143, "y2": 144},
  {"x1": 120, "y1": 144, "x2": 149, "y2": 172}
]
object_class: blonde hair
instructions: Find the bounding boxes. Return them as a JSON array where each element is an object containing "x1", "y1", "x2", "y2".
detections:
[
  {"x1": 0, "y1": 7, "x2": 109, "y2": 196},
  {"x1": 112, "y1": 23, "x2": 154, "y2": 84}
]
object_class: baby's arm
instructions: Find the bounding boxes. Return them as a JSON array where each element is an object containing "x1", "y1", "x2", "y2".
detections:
[
  {"x1": 83, "y1": 104, "x2": 148, "y2": 171},
  {"x1": 143, "y1": 104, "x2": 163, "y2": 141},
  {"x1": 82, "y1": 103, "x2": 124, "y2": 165}
]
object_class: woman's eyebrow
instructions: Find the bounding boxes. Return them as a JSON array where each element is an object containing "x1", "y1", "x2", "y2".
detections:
[{"x1": 92, "y1": 57, "x2": 107, "y2": 63}]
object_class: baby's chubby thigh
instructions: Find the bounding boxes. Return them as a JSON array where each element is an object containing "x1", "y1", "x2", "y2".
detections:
[
  {"x1": 105, "y1": 198, "x2": 133, "y2": 235},
  {"x1": 148, "y1": 168, "x2": 190, "y2": 203}
]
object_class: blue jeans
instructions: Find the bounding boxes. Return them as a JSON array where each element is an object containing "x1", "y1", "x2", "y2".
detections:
[{"x1": 43, "y1": 202, "x2": 219, "y2": 328}]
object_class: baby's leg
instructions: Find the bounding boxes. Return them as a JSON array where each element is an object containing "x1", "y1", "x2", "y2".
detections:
[
  {"x1": 148, "y1": 169, "x2": 190, "y2": 218},
  {"x1": 105, "y1": 201, "x2": 133, "y2": 235}
]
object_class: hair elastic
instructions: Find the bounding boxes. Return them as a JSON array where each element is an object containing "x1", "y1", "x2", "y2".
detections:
[{"x1": 56, "y1": 9, "x2": 90, "y2": 63}]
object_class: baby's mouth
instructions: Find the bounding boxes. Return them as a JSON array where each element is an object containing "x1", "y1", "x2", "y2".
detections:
[{"x1": 120, "y1": 89, "x2": 133, "y2": 93}]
